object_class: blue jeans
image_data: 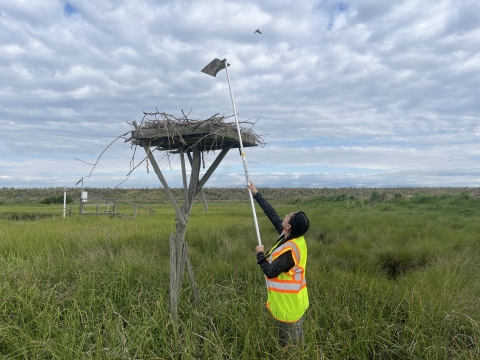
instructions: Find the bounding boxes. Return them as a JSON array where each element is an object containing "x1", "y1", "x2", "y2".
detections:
[{"x1": 275, "y1": 316, "x2": 304, "y2": 347}]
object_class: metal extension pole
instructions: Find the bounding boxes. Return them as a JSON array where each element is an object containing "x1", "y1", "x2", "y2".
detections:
[
  {"x1": 223, "y1": 59, "x2": 262, "y2": 247},
  {"x1": 63, "y1": 187, "x2": 67, "y2": 218}
]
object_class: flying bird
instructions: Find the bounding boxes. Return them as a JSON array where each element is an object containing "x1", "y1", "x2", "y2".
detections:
[{"x1": 254, "y1": 29, "x2": 262, "y2": 34}]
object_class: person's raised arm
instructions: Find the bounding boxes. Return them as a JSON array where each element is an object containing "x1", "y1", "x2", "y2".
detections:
[{"x1": 247, "y1": 181, "x2": 283, "y2": 234}]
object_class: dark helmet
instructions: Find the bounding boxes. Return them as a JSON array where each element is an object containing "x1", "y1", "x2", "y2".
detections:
[{"x1": 289, "y1": 211, "x2": 310, "y2": 238}]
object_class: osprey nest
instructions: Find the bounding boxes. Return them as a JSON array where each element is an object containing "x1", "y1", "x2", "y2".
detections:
[{"x1": 127, "y1": 111, "x2": 265, "y2": 153}]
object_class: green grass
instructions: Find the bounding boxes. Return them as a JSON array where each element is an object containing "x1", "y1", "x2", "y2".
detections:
[{"x1": 0, "y1": 195, "x2": 479, "y2": 358}]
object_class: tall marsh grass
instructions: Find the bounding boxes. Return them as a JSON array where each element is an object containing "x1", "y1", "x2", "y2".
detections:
[{"x1": 0, "y1": 196, "x2": 479, "y2": 358}]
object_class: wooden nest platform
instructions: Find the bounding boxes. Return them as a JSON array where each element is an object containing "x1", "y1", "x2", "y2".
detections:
[{"x1": 128, "y1": 111, "x2": 264, "y2": 152}]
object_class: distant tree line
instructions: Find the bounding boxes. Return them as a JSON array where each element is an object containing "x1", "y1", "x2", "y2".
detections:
[{"x1": 0, "y1": 186, "x2": 478, "y2": 205}]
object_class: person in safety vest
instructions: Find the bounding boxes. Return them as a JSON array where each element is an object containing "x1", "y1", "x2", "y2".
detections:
[{"x1": 247, "y1": 182, "x2": 310, "y2": 347}]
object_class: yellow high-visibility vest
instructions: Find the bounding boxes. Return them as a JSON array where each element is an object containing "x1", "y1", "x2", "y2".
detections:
[{"x1": 265, "y1": 236, "x2": 308, "y2": 323}]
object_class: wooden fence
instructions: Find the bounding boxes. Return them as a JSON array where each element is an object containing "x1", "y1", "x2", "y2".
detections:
[{"x1": 79, "y1": 199, "x2": 155, "y2": 218}]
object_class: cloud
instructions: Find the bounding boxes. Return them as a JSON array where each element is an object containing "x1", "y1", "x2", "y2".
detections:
[{"x1": 0, "y1": 0, "x2": 479, "y2": 189}]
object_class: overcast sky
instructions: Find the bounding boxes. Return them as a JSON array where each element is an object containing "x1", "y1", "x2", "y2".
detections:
[{"x1": 1, "y1": 0, "x2": 479, "y2": 189}]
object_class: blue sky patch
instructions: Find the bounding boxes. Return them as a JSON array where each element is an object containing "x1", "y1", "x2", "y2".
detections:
[
  {"x1": 334, "y1": 2, "x2": 348, "y2": 13},
  {"x1": 64, "y1": 3, "x2": 77, "y2": 17},
  {"x1": 318, "y1": 1, "x2": 349, "y2": 30}
]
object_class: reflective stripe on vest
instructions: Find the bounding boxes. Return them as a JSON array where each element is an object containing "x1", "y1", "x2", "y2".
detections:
[{"x1": 266, "y1": 240, "x2": 305, "y2": 293}]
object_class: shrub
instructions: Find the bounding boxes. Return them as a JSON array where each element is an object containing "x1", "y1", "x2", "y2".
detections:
[
  {"x1": 40, "y1": 195, "x2": 74, "y2": 204},
  {"x1": 370, "y1": 191, "x2": 387, "y2": 204},
  {"x1": 460, "y1": 191, "x2": 470, "y2": 200},
  {"x1": 411, "y1": 194, "x2": 436, "y2": 204},
  {"x1": 375, "y1": 249, "x2": 431, "y2": 279}
]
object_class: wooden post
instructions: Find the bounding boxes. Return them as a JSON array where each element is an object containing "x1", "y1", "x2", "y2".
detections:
[
  {"x1": 169, "y1": 149, "x2": 203, "y2": 318},
  {"x1": 188, "y1": 149, "x2": 201, "y2": 212},
  {"x1": 179, "y1": 144, "x2": 189, "y2": 212},
  {"x1": 184, "y1": 242, "x2": 200, "y2": 306},
  {"x1": 186, "y1": 151, "x2": 209, "y2": 213},
  {"x1": 166, "y1": 146, "x2": 233, "y2": 318},
  {"x1": 169, "y1": 233, "x2": 178, "y2": 318},
  {"x1": 171, "y1": 148, "x2": 201, "y2": 314}
]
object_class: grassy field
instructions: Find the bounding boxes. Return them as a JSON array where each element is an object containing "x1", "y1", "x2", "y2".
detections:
[{"x1": 0, "y1": 193, "x2": 479, "y2": 359}]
